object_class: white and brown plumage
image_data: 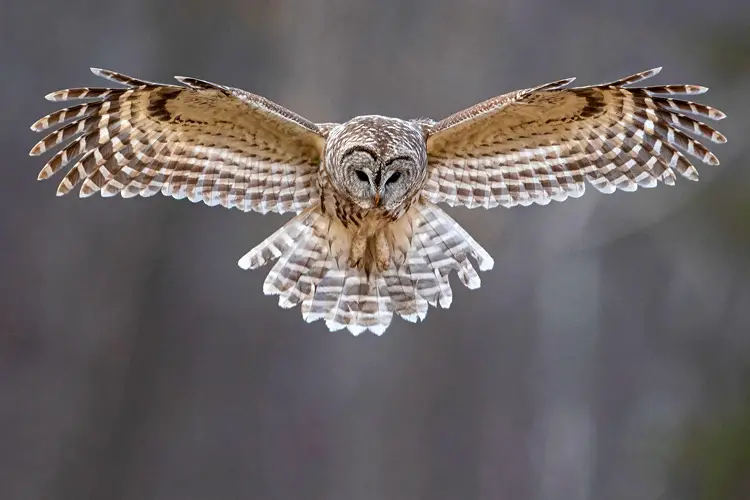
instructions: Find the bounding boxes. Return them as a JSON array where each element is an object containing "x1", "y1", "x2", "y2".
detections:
[{"x1": 30, "y1": 67, "x2": 727, "y2": 334}]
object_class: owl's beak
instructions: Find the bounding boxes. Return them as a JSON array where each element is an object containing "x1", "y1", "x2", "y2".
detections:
[{"x1": 374, "y1": 193, "x2": 381, "y2": 207}]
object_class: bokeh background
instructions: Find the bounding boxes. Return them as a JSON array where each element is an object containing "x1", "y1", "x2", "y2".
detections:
[{"x1": 2, "y1": 0, "x2": 749, "y2": 499}]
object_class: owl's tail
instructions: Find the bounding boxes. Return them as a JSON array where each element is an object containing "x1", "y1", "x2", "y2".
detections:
[{"x1": 238, "y1": 202, "x2": 494, "y2": 335}]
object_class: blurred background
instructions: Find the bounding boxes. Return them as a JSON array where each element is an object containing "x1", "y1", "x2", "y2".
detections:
[{"x1": 2, "y1": 0, "x2": 749, "y2": 498}]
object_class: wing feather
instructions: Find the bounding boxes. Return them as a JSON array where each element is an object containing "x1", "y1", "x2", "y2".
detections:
[
  {"x1": 31, "y1": 68, "x2": 330, "y2": 214},
  {"x1": 423, "y1": 68, "x2": 727, "y2": 209}
]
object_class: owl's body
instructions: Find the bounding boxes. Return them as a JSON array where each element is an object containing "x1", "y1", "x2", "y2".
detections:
[
  {"x1": 30, "y1": 67, "x2": 727, "y2": 334},
  {"x1": 318, "y1": 115, "x2": 429, "y2": 276}
]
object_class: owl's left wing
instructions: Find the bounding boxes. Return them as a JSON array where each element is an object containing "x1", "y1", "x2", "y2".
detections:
[
  {"x1": 421, "y1": 68, "x2": 727, "y2": 209},
  {"x1": 30, "y1": 68, "x2": 331, "y2": 214}
]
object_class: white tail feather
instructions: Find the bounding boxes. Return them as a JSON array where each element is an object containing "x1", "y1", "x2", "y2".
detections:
[{"x1": 238, "y1": 202, "x2": 494, "y2": 335}]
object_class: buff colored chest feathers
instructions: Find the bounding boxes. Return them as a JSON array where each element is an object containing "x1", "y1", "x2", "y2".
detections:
[{"x1": 318, "y1": 166, "x2": 419, "y2": 276}]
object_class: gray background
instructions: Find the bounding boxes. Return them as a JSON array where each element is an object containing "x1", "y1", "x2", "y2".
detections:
[{"x1": 2, "y1": 0, "x2": 749, "y2": 499}]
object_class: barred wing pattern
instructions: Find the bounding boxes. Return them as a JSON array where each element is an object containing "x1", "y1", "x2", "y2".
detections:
[
  {"x1": 422, "y1": 68, "x2": 727, "y2": 209},
  {"x1": 30, "y1": 68, "x2": 327, "y2": 214}
]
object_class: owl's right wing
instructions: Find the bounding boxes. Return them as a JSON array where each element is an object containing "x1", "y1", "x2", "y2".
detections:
[
  {"x1": 421, "y1": 68, "x2": 727, "y2": 209},
  {"x1": 30, "y1": 68, "x2": 332, "y2": 214}
]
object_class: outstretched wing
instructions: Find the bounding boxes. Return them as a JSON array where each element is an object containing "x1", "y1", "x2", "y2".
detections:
[
  {"x1": 422, "y1": 68, "x2": 727, "y2": 209},
  {"x1": 30, "y1": 68, "x2": 329, "y2": 214}
]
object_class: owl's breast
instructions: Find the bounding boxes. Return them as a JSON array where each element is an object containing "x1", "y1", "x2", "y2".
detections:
[
  {"x1": 314, "y1": 168, "x2": 423, "y2": 275},
  {"x1": 325, "y1": 191, "x2": 389, "y2": 234}
]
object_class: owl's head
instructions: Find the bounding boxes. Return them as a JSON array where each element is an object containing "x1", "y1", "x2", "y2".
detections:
[{"x1": 325, "y1": 116, "x2": 427, "y2": 212}]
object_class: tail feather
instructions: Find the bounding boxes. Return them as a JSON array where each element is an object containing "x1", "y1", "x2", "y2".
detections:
[
  {"x1": 383, "y1": 269, "x2": 429, "y2": 322},
  {"x1": 316, "y1": 273, "x2": 393, "y2": 335},
  {"x1": 238, "y1": 202, "x2": 494, "y2": 335}
]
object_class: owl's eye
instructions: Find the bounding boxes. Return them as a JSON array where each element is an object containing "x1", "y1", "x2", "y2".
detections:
[
  {"x1": 385, "y1": 172, "x2": 401, "y2": 184},
  {"x1": 354, "y1": 170, "x2": 369, "y2": 182}
]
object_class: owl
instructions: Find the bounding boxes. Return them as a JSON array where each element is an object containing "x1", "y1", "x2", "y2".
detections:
[{"x1": 30, "y1": 67, "x2": 727, "y2": 334}]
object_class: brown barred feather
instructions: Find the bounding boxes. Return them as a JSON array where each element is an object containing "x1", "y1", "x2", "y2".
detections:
[
  {"x1": 31, "y1": 100, "x2": 115, "y2": 132},
  {"x1": 31, "y1": 68, "x2": 328, "y2": 213},
  {"x1": 45, "y1": 87, "x2": 130, "y2": 102},
  {"x1": 89, "y1": 68, "x2": 161, "y2": 87},
  {"x1": 423, "y1": 68, "x2": 727, "y2": 209},
  {"x1": 173, "y1": 76, "x2": 226, "y2": 90},
  {"x1": 602, "y1": 67, "x2": 662, "y2": 86}
]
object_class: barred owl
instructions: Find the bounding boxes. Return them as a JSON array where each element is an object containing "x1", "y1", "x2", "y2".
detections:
[{"x1": 30, "y1": 67, "x2": 727, "y2": 335}]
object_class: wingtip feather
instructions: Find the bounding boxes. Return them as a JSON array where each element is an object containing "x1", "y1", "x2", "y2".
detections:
[
  {"x1": 37, "y1": 167, "x2": 51, "y2": 181},
  {"x1": 30, "y1": 119, "x2": 46, "y2": 132}
]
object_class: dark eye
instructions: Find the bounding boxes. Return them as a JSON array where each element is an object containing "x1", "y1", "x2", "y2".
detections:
[
  {"x1": 355, "y1": 170, "x2": 369, "y2": 182},
  {"x1": 386, "y1": 171, "x2": 401, "y2": 184}
]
